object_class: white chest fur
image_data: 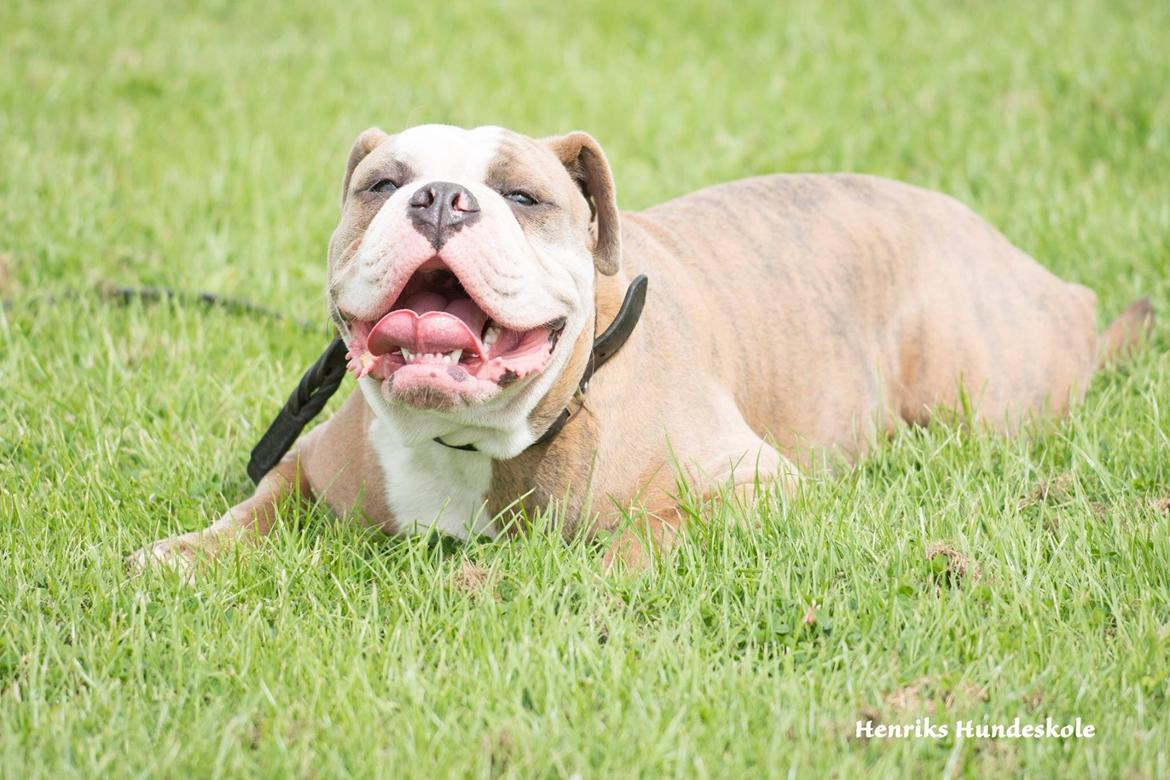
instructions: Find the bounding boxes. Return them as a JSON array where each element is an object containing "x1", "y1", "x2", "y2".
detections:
[{"x1": 367, "y1": 417, "x2": 497, "y2": 540}]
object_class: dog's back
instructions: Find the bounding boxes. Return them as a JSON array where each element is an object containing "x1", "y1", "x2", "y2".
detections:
[{"x1": 623, "y1": 173, "x2": 1148, "y2": 459}]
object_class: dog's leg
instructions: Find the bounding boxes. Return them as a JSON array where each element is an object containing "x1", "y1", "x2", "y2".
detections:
[
  {"x1": 127, "y1": 453, "x2": 311, "y2": 578},
  {"x1": 602, "y1": 407, "x2": 800, "y2": 574},
  {"x1": 600, "y1": 503, "x2": 687, "y2": 575}
]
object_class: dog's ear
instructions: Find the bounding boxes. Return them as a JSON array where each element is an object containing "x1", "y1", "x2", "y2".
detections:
[
  {"x1": 340, "y1": 127, "x2": 389, "y2": 206},
  {"x1": 544, "y1": 132, "x2": 622, "y2": 275}
]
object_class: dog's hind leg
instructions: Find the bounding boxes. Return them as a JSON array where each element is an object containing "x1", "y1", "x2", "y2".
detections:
[{"x1": 602, "y1": 393, "x2": 801, "y2": 574}]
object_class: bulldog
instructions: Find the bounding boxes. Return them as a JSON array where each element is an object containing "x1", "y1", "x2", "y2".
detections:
[{"x1": 129, "y1": 124, "x2": 1153, "y2": 574}]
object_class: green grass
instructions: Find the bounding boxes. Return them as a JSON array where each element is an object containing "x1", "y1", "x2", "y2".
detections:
[{"x1": 2, "y1": 0, "x2": 1169, "y2": 776}]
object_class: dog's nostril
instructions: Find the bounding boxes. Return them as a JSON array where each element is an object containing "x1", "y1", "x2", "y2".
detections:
[
  {"x1": 450, "y1": 190, "x2": 479, "y2": 213},
  {"x1": 409, "y1": 186, "x2": 436, "y2": 209}
]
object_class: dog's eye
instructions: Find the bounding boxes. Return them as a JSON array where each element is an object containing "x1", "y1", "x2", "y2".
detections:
[
  {"x1": 504, "y1": 190, "x2": 537, "y2": 206},
  {"x1": 369, "y1": 179, "x2": 399, "y2": 194}
]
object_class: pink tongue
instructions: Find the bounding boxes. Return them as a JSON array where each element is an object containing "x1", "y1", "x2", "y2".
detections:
[
  {"x1": 444, "y1": 299, "x2": 488, "y2": 337},
  {"x1": 368, "y1": 297, "x2": 487, "y2": 356}
]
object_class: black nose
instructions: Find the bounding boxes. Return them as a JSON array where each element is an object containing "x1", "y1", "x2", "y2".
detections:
[{"x1": 407, "y1": 181, "x2": 481, "y2": 249}]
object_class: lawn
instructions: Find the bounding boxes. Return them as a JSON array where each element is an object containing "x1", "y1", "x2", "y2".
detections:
[{"x1": 2, "y1": 0, "x2": 1169, "y2": 776}]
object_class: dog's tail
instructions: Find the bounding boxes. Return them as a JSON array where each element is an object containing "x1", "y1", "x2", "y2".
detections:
[{"x1": 1098, "y1": 297, "x2": 1155, "y2": 366}]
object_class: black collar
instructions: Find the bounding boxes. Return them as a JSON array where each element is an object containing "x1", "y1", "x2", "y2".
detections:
[
  {"x1": 245, "y1": 275, "x2": 648, "y2": 484},
  {"x1": 434, "y1": 274, "x2": 648, "y2": 453}
]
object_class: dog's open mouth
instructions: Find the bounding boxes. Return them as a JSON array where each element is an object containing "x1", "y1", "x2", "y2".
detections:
[{"x1": 344, "y1": 260, "x2": 563, "y2": 396}]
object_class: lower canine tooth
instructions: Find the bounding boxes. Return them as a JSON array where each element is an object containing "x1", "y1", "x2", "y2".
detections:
[
  {"x1": 401, "y1": 348, "x2": 414, "y2": 361},
  {"x1": 449, "y1": 349, "x2": 462, "y2": 363},
  {"x1": 484, "y1": 325, "x2": 500, "y2": 345}
]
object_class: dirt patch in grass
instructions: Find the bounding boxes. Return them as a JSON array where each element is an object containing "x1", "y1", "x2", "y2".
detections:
[
  {"x1": 925, "y1": 542, "x2": 981, "y2": 586},
  {"x1": 969, "y1": 739, "x2": 1022, "y2": 777},
  {"x1": 482, "y1": 727, "x2": 514, "y2": 776},
  {"x1": 855, "y1": 677, "x2": 989, "y2": 740},
  {"x1": 881, "y1": 677, "x2": 987, "y2": 717},
  {"x1": 1018, "y1": 473, "x2": 1075, "y2": 509},
  {"x1": 887, "y1": 678, "x2": 987, "y2": 715},
  {"x1": 883, "y1": 678, "x2": 931, "y2": 714},
  {"x1": 1023, "y1": 688, "x2": 1045, "y2": 712},
  {"x1": 453, "y1": 563, "x2": 495, "y2": 599}
]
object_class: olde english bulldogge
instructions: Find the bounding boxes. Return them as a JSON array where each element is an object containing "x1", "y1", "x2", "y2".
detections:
[{"x1": 130, "y1": 124, "x2": 1153, "y2": 575}]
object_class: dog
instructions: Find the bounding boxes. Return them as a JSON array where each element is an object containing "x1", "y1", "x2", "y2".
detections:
[{"x1": 129, "y1": 123, "x2": 1153, "y2": 574}]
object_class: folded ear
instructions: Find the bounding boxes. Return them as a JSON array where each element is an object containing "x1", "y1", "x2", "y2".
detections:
[
  {"x1": 340, "y1": 127, "x2": 389, "y2": 206},
  {"x1": 543, "y1": 132, "x2": 622, "y2": 275}
]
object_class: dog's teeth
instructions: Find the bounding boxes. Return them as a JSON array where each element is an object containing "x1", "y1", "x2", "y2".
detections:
[
  {"x1": 449, "y1": 349, "x2": 462, "y2": 363},
  {"x1": 401, "y1": 348, "x2": 414, "y2": 361},
  {"x1": 484, "y1": 325, "x2": 500, "y2": 345}
]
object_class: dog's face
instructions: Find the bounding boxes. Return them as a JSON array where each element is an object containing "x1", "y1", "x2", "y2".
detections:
[{"x1": 329, "y1": 125, "x2": 621, "y2": 455}]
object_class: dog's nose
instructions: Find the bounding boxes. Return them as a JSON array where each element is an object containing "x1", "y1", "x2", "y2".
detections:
[{"x1": 407, "y1": 181, "x2": 481, "y2": 249}]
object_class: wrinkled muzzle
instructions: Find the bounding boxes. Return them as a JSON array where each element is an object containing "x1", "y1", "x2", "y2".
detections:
[{"x1": 345, "y1": 259, "x2": 564, "y2": 404}]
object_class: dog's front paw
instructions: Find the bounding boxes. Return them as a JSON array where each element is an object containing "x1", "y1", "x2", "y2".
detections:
[
  {"x1": 601, "y1": 530, "x2": 650, "y2": 575},
  {"x1": 126, "y1": 531, "x2": 208, "y2": 582}
]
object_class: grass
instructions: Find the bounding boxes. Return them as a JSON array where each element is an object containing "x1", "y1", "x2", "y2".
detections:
[{"x1": 2, "y1": 0, "x2": 1169, "y2": 776}]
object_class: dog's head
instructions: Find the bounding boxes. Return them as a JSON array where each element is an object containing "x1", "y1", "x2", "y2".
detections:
[{"x1": 329, "y1": 124, "x2": 621, "y2": 456}]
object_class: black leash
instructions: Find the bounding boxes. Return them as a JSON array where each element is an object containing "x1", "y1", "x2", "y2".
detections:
[
  {"x1": 103, "y1": 286, "x2": 319, "y2": 331},
  {"x1": 2, "y1": 284, "x2": 319, "y2": 332},
  {"x1": 246, "y1": 337, "x2": 349, "y2": 483}
]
